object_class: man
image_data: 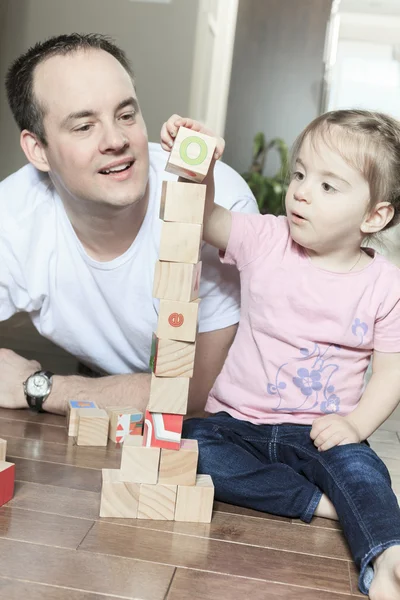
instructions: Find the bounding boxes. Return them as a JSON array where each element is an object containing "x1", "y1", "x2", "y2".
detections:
[{"x1": 0, "y1": 34, "x2": 258, "y2": 416}]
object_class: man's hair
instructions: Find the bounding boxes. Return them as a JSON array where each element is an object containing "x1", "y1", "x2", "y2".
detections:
[
  {"x1": 5, "y1": 33, "x2": 134, "y2": 146},
  {"x1": 291, "y1": 109, "x2": 400, "y2": 232}
]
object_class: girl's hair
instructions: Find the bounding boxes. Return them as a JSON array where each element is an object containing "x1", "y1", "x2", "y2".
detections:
[{"x1": 291, "y1": 109, "x2": 400, "y2": 231}]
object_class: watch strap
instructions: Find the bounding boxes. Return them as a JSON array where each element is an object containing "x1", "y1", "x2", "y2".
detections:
[{"x1": 25, "y1": 370, "x2": 54, "y2": 413}]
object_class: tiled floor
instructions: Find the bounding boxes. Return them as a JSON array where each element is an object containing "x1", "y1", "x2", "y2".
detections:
[{"x1": 0, "y1": 312, "x2": 399, "y2": 598}]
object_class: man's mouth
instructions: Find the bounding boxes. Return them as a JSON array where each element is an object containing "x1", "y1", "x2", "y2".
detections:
[{"x1": 99, "y1": 160, "x2": 134, "y2": 175}]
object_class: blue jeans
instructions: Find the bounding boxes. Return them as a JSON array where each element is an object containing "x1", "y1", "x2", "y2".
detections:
[{"x1": 182, "y1": 412, "x2": 400, "y2": 595}]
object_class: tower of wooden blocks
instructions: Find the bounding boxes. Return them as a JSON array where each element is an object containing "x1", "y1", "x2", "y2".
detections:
[
  {"x1": 0, "y1": 437, "x2": 15, "y2": 508},
  {"x1": 100, "y1": 126, "x2": 216, "y2": 522}
]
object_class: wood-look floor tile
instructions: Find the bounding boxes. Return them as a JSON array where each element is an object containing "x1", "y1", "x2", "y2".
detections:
[
  {"x1": 348, "y1": 562, "x2": 364, "y2": 597},
  {"x1": 213, "y1": 500, "x2": 291, "y2": 522},
  {"x1": 0, "y1": 538, "x2": 174, "y2": 599},
  {"x1": 0, "y1": 417, "x2": 68, "y2": 444},
  {"x1": 167, "y1": 569, "x2": 355, "y2": 599},
  {"x1": 0, "y1": 407, "x2": 65, "y2": 427},
  {"x1": 370, "y1": 441, "x2": 400, "y2": 461},
  {"x1": 13, "y1": 457, "x2": 101, "y2": 492},
  {"x1": 80, "y1": 521, "x2": 352, "y2": 593},
  {"x1": 292, "y1": 516, "x2": 341, "y2": 530},
  {"x1": 103, "y1": 510, "x2": 350, "y2": 560},
  {"x1": 5, "y1": 436, "x2": 121, "y2": 470},
  {"x1": 9, "y1": 481, "x2": 100, "y2": 520},
  {"x1": 0, "y1": 577, "x2": 117, "y2": 600},
  {"x1": 0, "y1": 506, "x2": 93, "y2": 548},
  {"x1": 369, "y1": 430, "x2": 400, "y2": 444}
]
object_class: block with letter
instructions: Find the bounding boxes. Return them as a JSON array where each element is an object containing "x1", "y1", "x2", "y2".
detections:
[
  {"x1": 175, "y1": 474, "x2": 214, "y2": 523},
  {"x1": 0, "y1": 461, "x2": 15, "y2": 508},
  {"x1": 150, "y1": 334, "x2": 196, "y2": 378},
  {"x1": 158, "y1": 439, "x2": 198, "y2": 486},
  {"x1": 148, "y1": 374, "x2": 189, "y2": 415},
  {"x1": 67, "y1": 400, "x2": 98, "y2": 436},
  {"x1": 159, "y1": 222, "x2": 202, "y2": 264},
  {"x1": 100, "y1": 469, "x2": 140, "y2": 518},
  {"x1": 165, "y1": 126, "x2": 217, "y2": 182},
  {"x1": 153, "y1": 260, "x2": 202, "y2": 303},
  {"x1": 137, "y1": 483, "x2": 177, "y2": 520},
  {"x1": 107, "y1": 407, "x2": 143, "y2": 443},
  {"x1": 76, "y1": 408, "x2": 109, "y2": 446},
  {"x1": 143, "y1": 410, "x2": 183, "y2": 450},
  {"x1": 120, "y1": 435, "x2": 160, "y2": 484},
  {"x1": 0, "y1": 438, "x2": 6, "y2": 461},
  {"x1": 157, "y1": 298, "x2": 200, "y2": 343},
  {"x1": 160, "y1": 181, "x2": 206, "y2": 224}
]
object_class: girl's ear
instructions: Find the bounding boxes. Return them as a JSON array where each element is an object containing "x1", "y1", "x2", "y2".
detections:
[
  {"x1": 20, "y1": 130, "x2": 51, "y2": 172},
  {"x1": 361, "y1": 202, "x2": 394, "y2": 234}
]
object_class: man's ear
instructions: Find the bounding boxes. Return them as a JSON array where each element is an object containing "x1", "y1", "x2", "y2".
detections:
[
  {"x1": 361, "y1": 202, "x2": 394, "y2": 235},
  {"x1": 20, "y1": 130, "x2": 50, "y2": 172}
]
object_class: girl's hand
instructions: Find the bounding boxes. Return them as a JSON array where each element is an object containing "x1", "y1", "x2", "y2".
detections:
[
  {"x1": 160, "y1": 114, "x2": 225, "y2": 160},
  {"x1": 310, "y1": 413, "x2": 361, "y2": 451}
]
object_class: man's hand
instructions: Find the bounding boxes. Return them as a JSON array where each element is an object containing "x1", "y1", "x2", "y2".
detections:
[
  {"x1": 310, "y1": 413, "x2": 361, "y2": 451},
  {"x1": 0, "y1": 348, "x2": 41, "y2": 409}
]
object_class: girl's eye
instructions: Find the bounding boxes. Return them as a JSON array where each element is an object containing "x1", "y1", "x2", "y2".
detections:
[
  {"x1": 322, "y1": 182, "x2": 336, "y2": 193},
  {"x1": 293, "y1": 171, "x2": 304, "y2": 181}
]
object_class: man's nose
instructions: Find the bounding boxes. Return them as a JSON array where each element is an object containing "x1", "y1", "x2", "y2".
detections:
[{"x1": 99, "y1": 124, "x2": 129, "y2": 153}]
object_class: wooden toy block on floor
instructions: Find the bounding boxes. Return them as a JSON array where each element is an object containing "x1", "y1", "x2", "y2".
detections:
[
  {"x1": 106, "y1": 407, "x2": 143, "y2": 443},
  {"x1": 0, "y1": 438, "x2": 6, "y2": 461},
  {"x1": 76, "y1": 408, "x2": 109, "y2": 446},
  {"x1": 67, "y1": 400, "x2": 98, "y2": 436},
  {"x1": 143, "y1": 410, "x2": 183, "y2": 450},
  {"x1": 148, "y1": 374, "x2": 189, "y2": 415},
  {"x1": 158, "y1": 439, "x2": 198, "y2": 486},
  {"x1": 137, "y1": 483, "x2": 177, "y2": 520},
  {"x1": 175, "y1": 474, "x2": 214, "y2": 523},
  {"x1": 165, "y1": 126, "x2": 217, "y2": 183},
  {"x1": 153, "y1": 261, "x2": 202, "y2": 303},
  {"x1": 0, "y1": 461, "x2": 15, "y2": 508},
  {"x1": 157, "y1": 299, "x2": 200, "y2": 343},
  {"x1": 120, "y1": 435, "x2": 160, "y2": 484},
  {"x1": 160, "y1": 181, "x2": 206, "y2": 224},
  {"x1": 100, "y1": 469, "x2": 140, "y2": 518},
  {"x1": 150, "y1": 334, "x2": 196, "y2": 378},
  {"x1": 159, "y1": 222, "x2": 202, "y2": 264}
]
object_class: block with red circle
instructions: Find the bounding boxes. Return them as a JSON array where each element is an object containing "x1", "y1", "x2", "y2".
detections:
[{"x1": 157, "y1": 299, "x2": 200, "y2": 343}]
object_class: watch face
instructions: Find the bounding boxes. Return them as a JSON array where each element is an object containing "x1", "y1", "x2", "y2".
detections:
[{"x1": 26, "y1": 374, "x2": 49, "y2": 398}]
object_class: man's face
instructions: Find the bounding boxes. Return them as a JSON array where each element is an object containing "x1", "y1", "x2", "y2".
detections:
[{"x1": 33, "y1": 49, "x2": 149, "y2": 210}]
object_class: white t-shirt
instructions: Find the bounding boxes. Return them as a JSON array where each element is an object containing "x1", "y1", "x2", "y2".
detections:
[{"x1": 0, "y1": 143, "x2": 258, "y2": 374}]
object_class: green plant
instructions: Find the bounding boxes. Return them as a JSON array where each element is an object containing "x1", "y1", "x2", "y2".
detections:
[{"x1": 242, "y1": 133, "x2": 290, "y2": 215}]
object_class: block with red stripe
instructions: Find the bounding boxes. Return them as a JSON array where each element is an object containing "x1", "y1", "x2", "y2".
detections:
[
  {"x1": 0, "y1": 461, "x2": 15, "y2": 507},
  {"x1": 143, "y1": 410, "x2": 183, "y2": 450}
]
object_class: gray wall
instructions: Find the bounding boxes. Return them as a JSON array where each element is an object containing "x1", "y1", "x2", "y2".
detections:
[
  {"x1": 224, "y1": 0, "x2": 332, "y2": 175},
  {"x1": 0, "y1": 0, "x2": 199, "y2": 181}
]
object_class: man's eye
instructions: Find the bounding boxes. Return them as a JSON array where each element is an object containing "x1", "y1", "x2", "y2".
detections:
[
  {"x1": 74, "y1": 124, "x2": 92, "y2": 133},
  {"x1": 120, "y1": 112, "x2": 135, "y2": 121}
]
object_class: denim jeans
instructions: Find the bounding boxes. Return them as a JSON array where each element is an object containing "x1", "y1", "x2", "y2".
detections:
[{"x1": 182, "y1": 411, "x2": 400, "y2": 595}]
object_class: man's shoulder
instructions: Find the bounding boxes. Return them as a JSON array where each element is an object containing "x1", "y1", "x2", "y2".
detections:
[{"x1": 0, "y1": 164, "x2": 54, "y2": 231}]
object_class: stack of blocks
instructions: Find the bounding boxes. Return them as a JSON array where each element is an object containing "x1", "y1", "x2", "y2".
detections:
[
  {"x1": 0, "y1": 437, "x2": 15, "y2": 508},
  {"x1": 100, "y1": 126, "x2": 217, "y2": 522}
]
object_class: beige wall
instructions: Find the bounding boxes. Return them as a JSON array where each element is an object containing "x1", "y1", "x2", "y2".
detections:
[
  {"x1": 223, "y1": 0, "x2": 332, "y2": 175},
  {"x1": 0, "y1": 0, "x2": 199, "y2": 181}
]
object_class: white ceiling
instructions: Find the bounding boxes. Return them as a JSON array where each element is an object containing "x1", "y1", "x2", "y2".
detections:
[{"x1": 339, "y1": 0, "x2": 400, "y2": 15}]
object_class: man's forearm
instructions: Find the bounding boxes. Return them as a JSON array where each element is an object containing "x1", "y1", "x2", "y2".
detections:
[
  {"x1": 45, "y1": 373, "x2": 151, "y2": 415},
  {"x1": 347, "y1": 370, "x2": 400, "y2": 440}
]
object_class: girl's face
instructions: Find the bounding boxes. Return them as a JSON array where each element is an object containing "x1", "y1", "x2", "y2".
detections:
[{"x1": 285, "y1": 131, "x2": 371, "y2": 255}]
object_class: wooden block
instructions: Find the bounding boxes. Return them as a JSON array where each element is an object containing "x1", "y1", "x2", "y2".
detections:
[
  {"x1": 158, "y1": 439, "x2": 198, "y2": 486},
  {"x1": 0, "y1": 439, "x2": 6, "y2": 461},
  {"x1": 159, "y1": 222, "x2": 202, "y2": 264},
  {"x1": 0, "y1": 461, "x2": 15, "y2": 508},
  {"x1": 165, "y1": 126, "x2": 217, "y2": 183},
  {"x1": 153, "y1": 261, "x2": 202, "y2": 302},
  {"x1": 99, "y1": 469, "x2": 140, "y2": 518},
  {"x1": 143, "y1": 410, "x2": 183, "y2": 450},
  {"x1": 157, "y1": 299, "x2": 200, "y2": 343},
  {"x1": 150, "y1": 335, "x2": 196, "y2": 378},
  {"x1": 148, "y1": 375, "x2": 189, "y2": 415},
  {"x1": 137, "y1": 483, "x2": 177, "y2": 520},
  {"x1": 175, "y1": 474, "x2": 214, "y2": 523},
  {"x1": 67, "y1": 400, "x2": 98, "y2": 436},
  {"x1": 120, "y1": 435, "x2": 160, "y2": 484},
  {"x1": 76, "y1": 408, "x2": 109, "y2": 446},
  {"x1": 160, "y1": 180, "x2": 206, "y2": 224},
  {"x1": 106, "y1": 407, "x2": 143, "y2": 443}
]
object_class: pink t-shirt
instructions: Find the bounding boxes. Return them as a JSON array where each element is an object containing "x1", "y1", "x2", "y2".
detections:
[{"x1": 206, "y1": 213, "x2": 400, "y2": 425}]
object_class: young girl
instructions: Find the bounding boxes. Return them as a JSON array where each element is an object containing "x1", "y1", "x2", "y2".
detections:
[{"x1": 161, "y1": 110, "x2": 400, "y2": 599}]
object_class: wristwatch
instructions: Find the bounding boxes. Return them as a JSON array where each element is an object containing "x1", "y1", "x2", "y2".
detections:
[{"x1": 23, "y1": 370, "x2": 54, "y2": 412}]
